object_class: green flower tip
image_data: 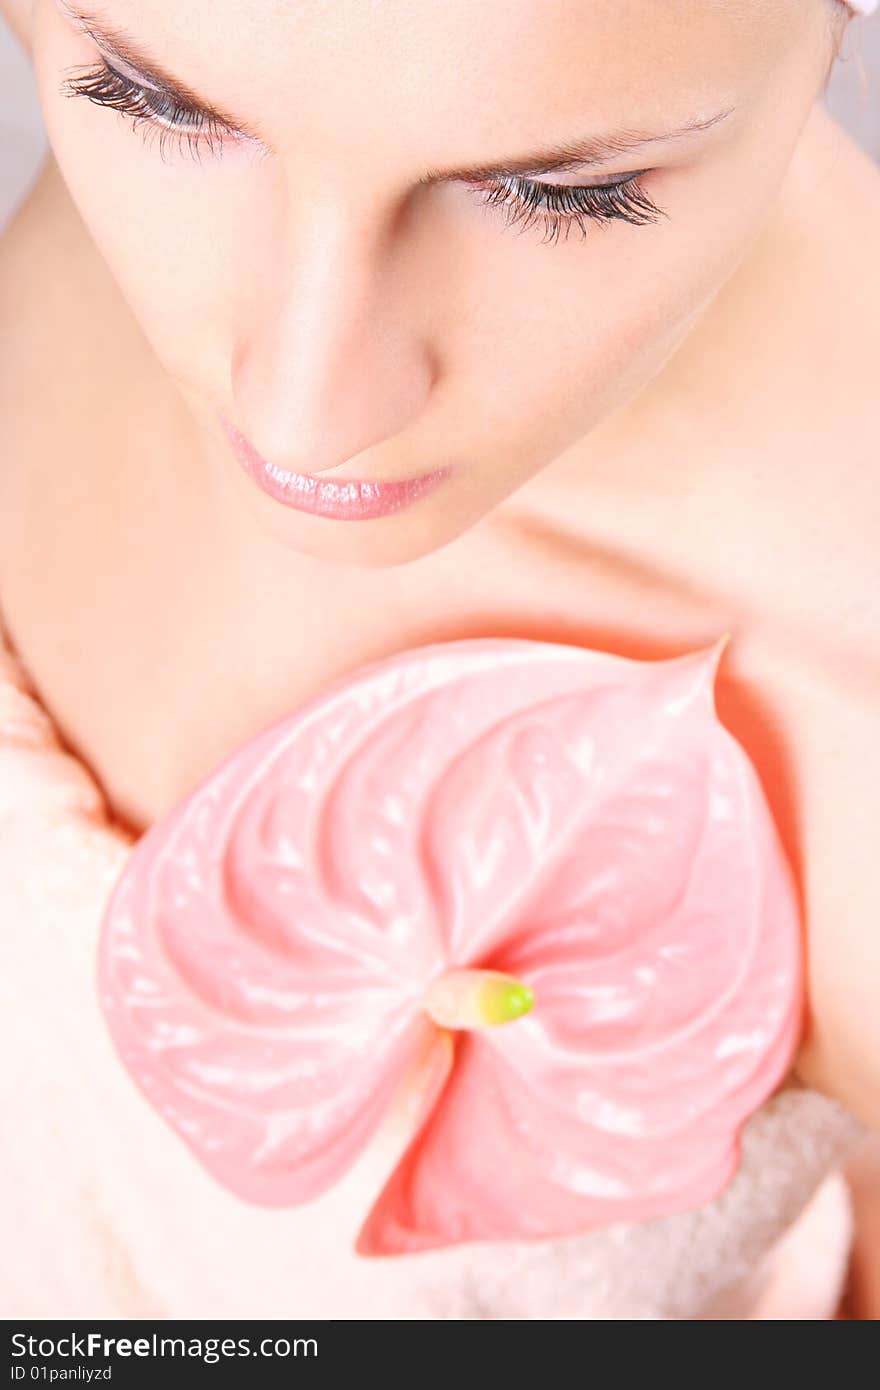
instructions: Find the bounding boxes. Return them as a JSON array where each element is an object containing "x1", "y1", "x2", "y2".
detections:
[{"x1": 482, "y1": 977, "x2": 535, "y2": 1026}]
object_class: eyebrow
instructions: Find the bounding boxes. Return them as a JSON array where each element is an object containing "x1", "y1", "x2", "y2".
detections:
[
  {"x1": 57, "y1": 1, "x2": 735, "y2": 178},
  {"x1": 422, "y1": 108, "x2": 734, "y2": 183}
]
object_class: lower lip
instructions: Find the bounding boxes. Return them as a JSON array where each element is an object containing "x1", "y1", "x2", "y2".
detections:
[{"x1": 218, "y1": 415, "x2": 451, "y2": 521}]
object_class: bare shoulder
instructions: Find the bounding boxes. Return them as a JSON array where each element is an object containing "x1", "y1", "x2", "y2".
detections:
[
  {"x1": 789, "y1": 105, "x2": 880, "y2": 411},
  {"x1": 767, "y1": 109, "x2": 880, "y2": 1121},
  {"x1": 779, "y1": 645, "x2": 880, "y2": 1131},
  {"x1": 750, "y1": 103, "x2": 880, "y2": 645},
  {"x1": 716, "y1": 107, "x2": 880, "y2": 1127}
]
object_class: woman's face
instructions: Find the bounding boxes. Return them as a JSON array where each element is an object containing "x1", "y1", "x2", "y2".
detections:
[{"x1": 34, "y1": 0, "x2": 835, "y2": 566}]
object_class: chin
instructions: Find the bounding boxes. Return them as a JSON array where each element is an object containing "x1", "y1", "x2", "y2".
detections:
[{"x1": 243, "y1": 498, "x2": 474, "y2": 570}]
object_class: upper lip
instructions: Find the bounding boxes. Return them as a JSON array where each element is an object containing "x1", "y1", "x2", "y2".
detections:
[
  {"x1": 271, "y1": 458, "x2": 440, "y2": 487},
  {"x1": 219, "y1": 412, "x2": 445, "y2": 488}
]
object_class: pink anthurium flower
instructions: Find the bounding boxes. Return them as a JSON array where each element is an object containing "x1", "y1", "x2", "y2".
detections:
[{"x1": 97, "y1": 635, "x2": 803, "y2": 1255}]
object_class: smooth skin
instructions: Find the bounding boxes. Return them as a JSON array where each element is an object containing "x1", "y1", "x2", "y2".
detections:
[{"x1": 0, "y1": 0, "x2": 878, "y2": 1312}]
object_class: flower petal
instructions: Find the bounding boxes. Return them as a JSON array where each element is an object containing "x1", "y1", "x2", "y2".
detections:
[
  {"x1": 358, "y1": 641, "x2": 803, "y2": 1251},
  {"x1": 98, "y1": 635, "x2": 801, "y2": 1246},
  {"x1": 97, "y1": 702, "x2": 437, "y2": 1205}
]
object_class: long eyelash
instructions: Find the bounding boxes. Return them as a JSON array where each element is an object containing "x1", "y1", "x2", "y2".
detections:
[
  {"x1": 473, "y1": 172, "x2": 666, "y2": 245},
  {"x1": 59, "y1": 59, "x2": 230, "y2": 164},
  {"x1": 58, "y1": 58, "x2": 664, "y2": 246}
]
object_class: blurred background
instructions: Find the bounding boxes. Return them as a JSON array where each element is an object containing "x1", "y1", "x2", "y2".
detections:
[{"x1": 0, "y1": 12, "x2": 878, "y2": 232}]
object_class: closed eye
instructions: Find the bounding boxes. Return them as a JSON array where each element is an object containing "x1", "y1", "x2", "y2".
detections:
[
  {"x1": 60, "y1": 57, "x2": 669, "y2": 244},
  {"x1": 60, "y1": 58, "x2": 245, "y2": 162},
  {"x1": 469, "y1": 171, "x2": 666, "y2": 245}
]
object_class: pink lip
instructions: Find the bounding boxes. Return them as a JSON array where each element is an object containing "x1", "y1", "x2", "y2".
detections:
[{"x1": 218, "y1": 414, "x2": 451, "y2": 520}]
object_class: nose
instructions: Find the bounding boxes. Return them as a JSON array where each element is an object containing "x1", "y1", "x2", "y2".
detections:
[{"x1": 229, "y1": 209, "x2": 436, "y2": 476}]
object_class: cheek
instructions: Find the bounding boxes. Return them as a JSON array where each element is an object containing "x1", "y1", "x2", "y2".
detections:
[
  {"x1": 452, "y1": 151, "x2": 792, "y2": 482},
  {"x1": 442, "y1": 233, "x2": 714, "y2": 479},
  {"x1": 33, "y1": 23, "x2": 241, "y2": 388},
  {"x1": 93, "y1": 191, "x2": 227, "y2": 387},
  {"x1": 92, "y1": 185, "x2": 239, "y2": 391}
]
